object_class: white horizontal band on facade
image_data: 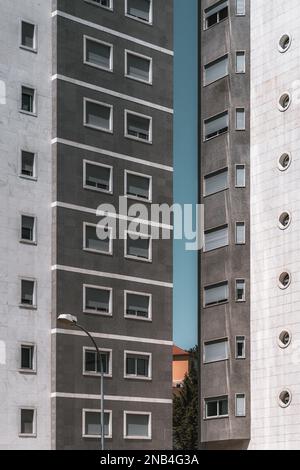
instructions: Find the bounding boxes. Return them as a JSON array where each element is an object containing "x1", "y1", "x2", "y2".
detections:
[
  {"x1": 52, "y1": 264, "x2": 173, "y2": 288},
  {"x1": 52, "y1": 201, "x2": 173, "y2": 231},
  {"x1": 51, "y1": 10, "x2": 174, "y2": 57},
  {"x1": 52, "y1": 74, "x2": 173, "y2": 114},
  {"x1": 51, "y1": 392, "x2": 172, "y2": 404},
  {"x1": 51, "y1": 138, "x2": 173, "y2": 172},
  {"x1": 52, "y1": 328, "x2": 173, "y2": 347}
]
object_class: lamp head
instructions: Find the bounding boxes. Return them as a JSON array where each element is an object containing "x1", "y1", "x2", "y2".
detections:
[{"x1": 57, "y1": 314, "x2": 78, "y2": 325}]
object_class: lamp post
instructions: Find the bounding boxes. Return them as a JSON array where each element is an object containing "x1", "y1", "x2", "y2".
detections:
[{"x1": 57, "y1": 314, "x2": 105, "y2": 451}]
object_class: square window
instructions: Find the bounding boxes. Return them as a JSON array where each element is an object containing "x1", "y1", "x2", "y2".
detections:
[
  {"x1": 125, "y1": 352, "x2": 151, "y2": 379},
  {"x1": 236, "y1": 280, "x2": 246, "y2": 302},
  {"x1": 126, "y1": 51, "x2": 152, "y2": 83},
  {"x1": 124, "y1": 412, "x2": 151, "y2": 439},
  {"x1": 205, "y1": 397, "x2": 228, "y2": 418},
  {"x1": 20, "y1": 344, "x2": 35, "y2": 371},
  {"x1": 236, "y1": 51, "x2": 246, "y2": 73},
  {"x1": 84, "y1": 224, "x2": 112, "y2": 255},
  {"x1": 21, "y1": 215, "x2": 36, "y2": 243},
  {"x1": 126, "y1": 233, "x2": 151, "y2": 261},
  {"x1": 20, "y1": 409, "x2": 36, "y2": 436},
  {"x1": 83, "y1": 410, "x2": 111, "y2": 438},
  {"x1": 236, "y1": 108, "x2": 245, "y2": 130},
  {"x1": 236, "y1": 222, "x2": 245, "y2": 244},
  {"x1": 125, "y1": 111, "x2": 152, "y2": 143},
  {"x1": 84, "y1": 99, "x2": 113, "y2": 132},
  {"x1": 84, "y1": 348, "x2": 111, "y2": 375},
  {"x1": 125, "y1": 292, "x2": 151, "y2": 320},
  {"x1": 21, "y1": 86, "x2": 36, "y2": 114},
  {"x1": 126, "y1": 0, "x2": 152, "y2": 23},
  {"x1": 84, "y1": 286, "x2": 112, "y2": 315},
  {"x1": 21, "y1": 21, "x2": 36, "y2": 50},
  {"x1": 84, "y1": 161, "x2": 112, "y2": 193},
  {"x1": 236, "y1": 165, "x2": 246, "y2": 188},
  {"x1": 125, "y1": 171, "x2": 151, "y2": 201},
  {"x1": 84, "y1": 37, "x2": 112, "y2": 71},
  {"x1": 21, "y1": 151, "x2": 36, "y2": 179},
  {"x1": 20, "y1": 279, "x2": 36, "y2": 307}
]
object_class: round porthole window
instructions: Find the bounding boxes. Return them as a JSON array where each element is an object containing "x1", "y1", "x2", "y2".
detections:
[
  {"x1": 278, "y1": 34, "x2": 292, "y2": 53},
  {"x1": 278, "y1": 212, "x2": 291, "y2": 230},
  {"x1": 278, "y1": 330, "x2": 292, "y2": 349},
  {"x1": 278, "y1": 92, "x2": 291, "y2": 112},
  {"x1": 278, "y1": 390, "x2": 292, "y2": 408},
  {"x1": 278, "y1": 272, "x2": 291, "y2": 290},
  {"x1": 278, "y1": 153, "x2": 291, "y2": 171}
]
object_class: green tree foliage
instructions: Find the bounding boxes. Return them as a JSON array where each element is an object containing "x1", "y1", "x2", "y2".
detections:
[{"x1": 173, "y1": 347, "x2": 199, "y2": 450}]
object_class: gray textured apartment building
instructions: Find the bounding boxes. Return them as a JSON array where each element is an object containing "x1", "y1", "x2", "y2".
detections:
[{"x1": 0, "y1": 0, "x2": 173, "y2": 450}]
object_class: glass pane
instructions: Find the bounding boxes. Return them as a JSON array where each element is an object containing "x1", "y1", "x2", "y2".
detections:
[
  {"x1": 206, "y1": 0, "x2": 228, "y2": 17},
  {"x1": 127, "y1": 54, "x2": 150, "y2": 81},
  {"x1": 205, "y1": 55, "x2": 228, "y2": 85},
  {"x1": 127, "y1": 114, "x2": 150, "y2": 140},
  {"x1": 22, "y1": 87, "x2": 34, "y2": 112},
  {"x1": 204, "y1": 226, "x2": 228, "y2": 252},
  {"x1": 86, "y1": 39, "x2": 111, "y2": 69},
  {"x1": 137, "y1": 357, "x2": 149, "y2": 376},
  {"x1": 85, "y1": 350, "x2": 97, "y2": 372},
  {"x1": 21, "y1": 280, "x2": 34, "y2": 305},
  {"x1": 86, "y1": 163, "x2": 111, "y2": 191},
  {"x1": 127, "y1": 173, "x2": 150, "y2": 199},
  {"x1": 97, "y1": 352, "x2": 109, "y2": 374},
  {"x1": 126, "y1": 414, "x2": 149, "y2": 437},
  {"x1": 126, "y1": 357, "x2": 136, "y2": 375},
  {"x1": 236, "y1": 109, "x2": 245, "y2": 130},
  {"x1": 22, "y1": 216, "x2": 34, "y2": 241},
  {"x1": 85, "y1": 288, "x2": 110, "y2": 313},
  {"x1": 22, "y1": 22, "x2": 35, "y2": 48},
  {"x1": 21, "y1": 409, "x2": 34, "y2": 434},
  {"x1": 205, "y1": 282, "x2": 228, "y2": 306},
  {"x1": 86, "y1": 102, "x2": 111, "y2": 130},
  {"x1": 236, "y1": 223, "x2": 245, "y2": 244},
  {"x1": 236, "y1": 337, "x2": 245, "y2": 358},
  {"x1": 85, "y1": 411, "x2": 109, "y2": 436},
  {"x1": 236, "y1": 165, "x2": 245, "y2": 187},
  {"x1": 21, "y1": 346, "x2": 33, "y2": 369},
  {"x1": 21, "y1": 151, "x2": 34, "y2": 177},
  {"x1": 236, "y1": 52, "x2": 245, "y2": 73},
  {"x1": 236, "y1": 0, "x2": 245, "y2": 15},
  {"x1": 126, "y1": 293, "x2": 149, "y2": 318},
  {"x1": 236, "y1": 395, "x2": 246, "y2": 416},
  {"x1": 204, "y1": 340, "x2": 228, "y2": 363},
  {"x1": 205, "y1": 112, "x2": 228, "y2": 139},
  {"x1": 236, "y1": 281, "x2": 245, "y2": 301},
  {"x1": 85, "y1": 225, "x2": 110, "y2": 253},
  {"x1": 219, "y1": 398, "x2": 228, "y2": 416},
  {"x1": 127, "y1": 237, "x2": 150, "y2": 259},
  {"x1": 127, "y1": 0, "x2": 151, "y2": 21},
  {"x1": 204, "y1": 169, "x2": 228, "y2": 196},
  {"x1": 206, "y1": 401, "x2": 218, "y2": 417}
]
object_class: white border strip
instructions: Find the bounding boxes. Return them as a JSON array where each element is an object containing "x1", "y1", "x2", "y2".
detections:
[
  {"x1": 52, "y1": 201, "x2": 173, "y2": 231},
  {"x1": 52, "y1": 10, "x2": 174, "y2": 56},
  {"x1": 52, "y1": 328, "x2": 173, "y2": 346},
  {"x1": 51, "y1": 138, "x2": 173, "y2": 172},
  {"x1": 52, "y1": 265, "x2": 173, "y2": 288},
  {"x1": 53, "y1": 74, "x2": 173, "y2": 114},
  {"x1": 51, "y1": 392, "x2": 172, "y2": 404}
]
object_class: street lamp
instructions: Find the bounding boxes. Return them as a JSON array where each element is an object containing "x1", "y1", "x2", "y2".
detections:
[{"x1": 57, "y1": 314, "x2": 105, "y2": 451}]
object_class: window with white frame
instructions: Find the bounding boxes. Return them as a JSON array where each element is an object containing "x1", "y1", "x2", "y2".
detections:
[
  {"x1": 85, "y1": 0, "x2": 112, "y2": 9},
  {"x1": 236, "y1": 108, "x2": 245, "y2": 130},
  {"x1": 125, "y1": 351, "x2": 151, "y2": 379},
  {"x1": 236, "y1": 336, "x2": 246, "y2": 359},
  {"x1": 236, "y1": 280, "x2": 245, "y2": 302},
  {"x1": 126, "y1": 0, "x2": 152, "y2": 23},
  {"x1": 205, "y1": 1, "x2": 228, "y2": 29},
  {"x1": 235, "y1": 165, "x2": 246, "y2": 187},
  {"x1": 124, "y1": 412, "x2": 151, "y2": 439},
  {"x1": 235, "y1": 394, "x2": 246, "y2": 417},
  {"x1": 21, "y1": 150, "x2": 36, "y2": 179},
  {"x1": 21, "y1": 86, "x2": 36, "y2": 114},
  {"x1": 84, "y1": 223, "x2": 112, "y2": 255},
  {"x1": 204, "y1": 339, "x2": 228, "y2": 364},
  {"x1": 125, "y1": 111, "x2": 152, "y2": 143},
  {"x1": 205, "y1": 396, "x2": 228, "y2": 419},
  {"x1": 236, "y1": 0, "x2": 245, "y2": 16},
  {"x1": 126, "y1": 51, "x2": 152, "y2": 84},
  {"x1": 20, "y1": 279, "x2": 36, "y2": 307},
  {"x1": 125, "y1": 171, "x2": 151, "y2": 201},
  {"x1": 204, "y1": 281, "x2": 228, "y2": 307},
  {"x1": 84, "y1": 161, "x2": 112, "y2": 193},
  {"x1": 20, "y1": 344, "x2": 35, "y2": 371},
  {"x1": 21, "y1": 215, "x2": 36, "y2": 243},
  {"x1": 20, "y1": 408, "x2": 36, "y2": 436},
  {"x1": 236, "y1": 51, "x2": 246, "y2": 73},
  {"x1": 83, "y1": 348, "x2": 111, "y2": 376},
  {"x1": 84, "y1": 99, "x2": 113, "y2": 132},
  {"x1": 84, "y1": 286, "x2": 112, "y2": 315},
  {"x1": 204, "y1": 54, "x2": 228, "y2": 85},
  {"x1": 125, "y1": 232, "x2": 151, "y2": 261},
  {"x1": 21, "y1": 21, "x2": 37, "y2": 51},
  {"x1": 204, "y1": 225, "x2": 228, "y2": 252},
  {"x1": 235, "y1": 222, "x2": 245, "y2": 244},
  {"x1": 204, "y1": 111, "x2": 228, "y2": 140},
  {"x1": 82, "y1": 409, "x2": 111, "y2": 438},
  {"x1": 204, "y1": 168, "x2": 228, "y2": 196},
  {"x1": 84, "y1": 36, "x2": 113, "y2": 71},
  {"x1": 125, "y1": 291, "x2": 151, "y2": 320}
]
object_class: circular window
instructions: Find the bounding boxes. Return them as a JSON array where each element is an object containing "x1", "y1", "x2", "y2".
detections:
[
  {"x1": 278, "y1": 390, "x2": 292, "y2": 408},
  {"x1": 278, "y1": 153, "x2": 291, "y2": 171},
  {"x1": 278, "y1": 92, "x2": 291, "y2": 112},
  {"x1": 278, "y1": 272, "x2": 291, "y2": 289},
  {"x1": 278, "y1": 34, "x2": 292, "y2": 53},
  {"x1": 278, "y1": 330, "x2": 292, "y2": 349},
  {"x1": 278, "y1": 212, "x2": 291, "y2": 230}
]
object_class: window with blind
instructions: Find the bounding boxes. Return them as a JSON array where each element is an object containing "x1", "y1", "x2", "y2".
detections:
[
  {"x1": 205, "y1": 1, "x2": 228, "y2": 29},
  {"x1": 204, "y1": 281, "x2": 228, "y2": 307},
  {"x1": 204, "y1": 54, "x2": 228, "y2": 85},
  {"x1": 204, "y1": 225, "x2": 228, "y2": 252},
  {"x1": 236, "y1": 0, "x2": 245, "y2": 16},
  {"x1": 126, "y1": 0, "x2": 152, "y2": 23},
  {"x1": 84, "y1": 99, "x2": 113, "y2": 132},
  {"x1": 236, "y1": 165, "x2": 246, "y2": 187},
  {"x1": 236, "y1": 222, "x2": 245, "y2": 244},
  {"x1": 84, "y1": 37, "x2": 112, "y2": 71},
  {"x1": 126, "y1": 234, "x2": 151, "y2": 261},
  {"x1": 84, "y1": 161, "x2": 112, "y2": 193},
  {"x1": 204, "y1": 339, "x2": 228, "y2": 363},
  {"x1": 84, "y1": 286, "x2": 112, "y2": 315},
  {"x1": 21, "y1": 151, "x2": 36, "y2": 179},
  {"x1": 236, "y1": 108, "x2": 245, "y2": 130},
  {"x1": 204, "y1": 111, "x2": 228, "y2": 140},
  {"x1": 236, "y1": 51, "x2": 246, "y2": 73},
  {"x1": 125, "y1": 292, "x2": 151, "y2": 319},
  {"x1": 126, "y1": 51, "x2": 152, "y2": 83},
  {"x1": 125, "y1": 413, "x2": 151, "y2": 438},
  {"x1": 204, "y1": 168, "x2": 228, "y2": 196},
  {"x1": 236, "y1": 394, "x2": 246, "y2": 416},
  {"x1": 125, "y1": 111, "x2": 152, "y2": 142},
  {"x1": 83, "y1": 410, "x2": 111, "y2": 437},
  {"x1": 125, "y1": 171, "x2": 151, "y2": 201},
  {"x1": 84, "y1": 224, "x2": 112, "y2": 254}
]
